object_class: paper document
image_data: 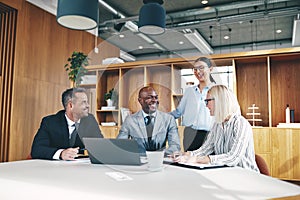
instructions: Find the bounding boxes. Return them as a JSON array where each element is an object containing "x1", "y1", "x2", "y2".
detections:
[{"x1": 178, "y1": 162, "x2": 225, "y2": 169}]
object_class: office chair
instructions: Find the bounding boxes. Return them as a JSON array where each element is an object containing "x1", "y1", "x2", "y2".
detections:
[
  {"x1": 26, "y1": 155, "x2": 32, "y2": 159},
  {"x1": 255, "y1": 154, "x2": 270, "y2": 176}
]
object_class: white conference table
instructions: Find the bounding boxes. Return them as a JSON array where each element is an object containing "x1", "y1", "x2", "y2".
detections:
[{"x1": 0, "y1": 159, "x2": 299, "y2": 200}]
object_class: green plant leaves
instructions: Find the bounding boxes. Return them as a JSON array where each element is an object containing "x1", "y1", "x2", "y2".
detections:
[
  {"x1": 104, "y1": 88, "x2": 118, "y2": 101},
  {"x1": 64, "y1": 51, "x2": 88, "y2": 87}
]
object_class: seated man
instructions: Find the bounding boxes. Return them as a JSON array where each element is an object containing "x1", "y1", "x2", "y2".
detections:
[
  {"x1": 117, "y1": 86, "x2": 181, "y2": 155},
  {"x1": 31, "y1": 87, "x2": 103, "y2": 160}
]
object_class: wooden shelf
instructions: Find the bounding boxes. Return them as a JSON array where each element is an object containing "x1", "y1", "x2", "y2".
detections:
[
  {"x1": 79, "y1": 83, "x2": 96, "y2": 88},
  {"x1": 87, "y1": 50, "x2": 300, "y2": 127}
]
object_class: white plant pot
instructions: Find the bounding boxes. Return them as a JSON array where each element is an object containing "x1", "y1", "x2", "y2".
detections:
[{"x1": 106, "y1": 99, "x2": 114, "y2": 107}]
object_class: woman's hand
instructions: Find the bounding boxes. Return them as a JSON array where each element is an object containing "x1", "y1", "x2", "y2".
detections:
[
  {"x1": 181, "y1": 155, "x2": 211, "y2": 164},
  {"x1": 170, "y1": 151, "x2": 191, "y2": 163},
  {"x1": 195, "y1": 155, "x2": 210, "y2": 164}
]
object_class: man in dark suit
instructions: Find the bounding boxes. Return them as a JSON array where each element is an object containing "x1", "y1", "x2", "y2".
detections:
[{"x1": 31, "y1": 87, "x2": 103, "y2": 160}]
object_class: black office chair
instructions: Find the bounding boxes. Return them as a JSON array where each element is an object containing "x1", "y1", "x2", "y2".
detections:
[{"x1": 255, "y1": 154, "x2": 270, "y2": 176}]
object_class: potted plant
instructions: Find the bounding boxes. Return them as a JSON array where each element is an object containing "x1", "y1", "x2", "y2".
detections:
[
  {"x1": 64, "y1": 51, "x2": 88, "y2": 87},
  {"x1": 104, "y1": 88, "x2": 117, "y2": 107}
]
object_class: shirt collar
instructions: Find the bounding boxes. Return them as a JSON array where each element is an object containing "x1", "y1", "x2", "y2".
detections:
[
  {"x1": 142, "y1": 110, "x2": 157, "y2": 118},
  {"x1": 65, "y1": 113, "x2": 80, "y2": 126},
  {"x1": 223, "y1": 112, "x2": 240, "y2": 125},
  {"x1": 194, "y1": 85, "x2": 209, "y2": 92}
]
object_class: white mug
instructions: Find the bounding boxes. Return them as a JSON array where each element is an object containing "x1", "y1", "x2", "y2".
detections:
[{"x1": 146, "y1": 150, "x2": 164, "y2": 171}]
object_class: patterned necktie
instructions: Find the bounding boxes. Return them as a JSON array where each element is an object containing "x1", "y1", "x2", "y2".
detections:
[{"x1": 69, "y1": 123, "x2": 79, "y2": 147}]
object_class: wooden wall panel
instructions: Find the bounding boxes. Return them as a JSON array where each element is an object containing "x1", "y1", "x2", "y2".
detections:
[
  {"x1": 235, "y1": 57, "x2": 269, "y2": 127},
  {"x1": 0, "y1": 0, "x2": 22, "y2": 10},
  {"x1": 0, "y1": 0, "x2": 119, "y2": 161},
  {"x1": 270, "y1": 54, "x2": 300, "y2": 125},
  {"x1": 0, "y1": 2, "x2": 17, "y2": 162}
]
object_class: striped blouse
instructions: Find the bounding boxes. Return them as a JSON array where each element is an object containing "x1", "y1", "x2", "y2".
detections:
[{"x1": 191, "y1": 113, "x2": 259, "y2": 172}]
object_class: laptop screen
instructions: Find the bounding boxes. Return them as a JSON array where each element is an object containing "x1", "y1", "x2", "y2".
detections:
[{"x1": 82, "y1": 138, "x2": 142, "y2": 165}]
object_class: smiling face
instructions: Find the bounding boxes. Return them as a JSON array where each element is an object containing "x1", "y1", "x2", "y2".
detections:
[
  {"x1": 69, "y1": 92, "x2": 89, "y2": 121},
  {"x1": 138, "y1": 87, "x2": 158, "y2": 114},
  {"x1": 193, "y1": 60, "x2": 212, "y2": 83}
]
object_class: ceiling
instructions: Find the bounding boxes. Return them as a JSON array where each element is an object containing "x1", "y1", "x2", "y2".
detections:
[
  {"x1": 25, "y1": 0, "x2": 300, "y2": 61},
  {"x1": 98, "y1": 0, "x2": 300, "y2": 60}
]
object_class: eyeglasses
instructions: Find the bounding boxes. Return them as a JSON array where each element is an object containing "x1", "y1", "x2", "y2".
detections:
[
  {"x1": 204, "y1": 98, "x2": 215, "y2": 105},
  {"x1": 193, "y1": 65, "x2": 208, "y2": 72}
]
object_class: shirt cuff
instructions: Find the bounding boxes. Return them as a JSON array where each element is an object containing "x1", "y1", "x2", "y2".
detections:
[
  {"x1": 208, "y1": 155, "x2": 216, "y2": 164},
  {"x1": 53, "y1": 149, "x2": 64, "y2": 160}
]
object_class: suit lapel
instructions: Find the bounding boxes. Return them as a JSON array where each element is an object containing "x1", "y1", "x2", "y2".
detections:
[
  {"x1": 152, "y1": 111, "x2": 162, "y2": 138},
  {"x1": 134, "y1": 111, "x2": 148, "y2": 139},
  {"x1": 57, "y1": 111, "x2": 70, "y2": 146}
]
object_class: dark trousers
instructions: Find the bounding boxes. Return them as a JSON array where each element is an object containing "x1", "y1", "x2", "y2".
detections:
[{"x1": 183, "y1": 127, "x2": 208, "y2": 151}]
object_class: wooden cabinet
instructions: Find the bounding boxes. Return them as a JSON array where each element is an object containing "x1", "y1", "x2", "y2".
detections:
[
  {"x1": 253, "y1": 127, "x2": 300, "y2": 181},
  {"x1": 100, "y1": 126, "x2": 119, "y2": 138},
  {"x1": 271, "y1": 128, "x2": 300, "y2": 181},
  {"x1": 235, "y1": 53, "x2": 300, "y2": 127},
  {"x1": 236, "y1": 57, "x2": 269, "y2": 126},
  {"x1": 270, "y1": 54, "x2": 300, "y2": 126},
  {"x1": 253, "y1": 128, "x2": 272, "y2": 175}
]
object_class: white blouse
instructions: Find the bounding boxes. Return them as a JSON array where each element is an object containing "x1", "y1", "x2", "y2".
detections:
[{"x1": 191, "y1": 113, "x2": 259, "y2": 172}]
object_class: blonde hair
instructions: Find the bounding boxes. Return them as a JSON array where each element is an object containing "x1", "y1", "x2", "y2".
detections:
[{"x1": 208, "y1": 85, "x2": 240, "y2": 123}]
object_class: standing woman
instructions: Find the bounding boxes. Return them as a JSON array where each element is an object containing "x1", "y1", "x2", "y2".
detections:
[
  {"x1": 170, "y1": 57, "x2": 216, "y2": 151},
  {"x1": 175, "y1": 85, "x2": 259, "y2": 172}
]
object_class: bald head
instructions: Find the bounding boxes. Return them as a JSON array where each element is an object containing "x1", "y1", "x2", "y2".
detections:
[{"x1": 138, "y1": 86, "x2": 159, "y2": 114}]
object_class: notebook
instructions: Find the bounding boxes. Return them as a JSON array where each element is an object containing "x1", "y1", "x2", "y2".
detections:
[{"x1": 82, "y1": 138, "x2": 142, "y2": 165}]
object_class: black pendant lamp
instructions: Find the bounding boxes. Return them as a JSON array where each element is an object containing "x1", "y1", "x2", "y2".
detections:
[
  {"x1": 138, "y1": 0, "x2": 166, "y2": 35},
  {"x1": 56, "y1": 0, "x2": 99, "y2": 30}
]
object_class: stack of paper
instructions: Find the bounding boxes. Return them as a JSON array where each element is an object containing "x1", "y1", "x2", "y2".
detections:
[
  {"x1": 101, "y1": 122, "x2": 117, "y2": 126},
  {"x1": 101, "y1": 106, "x2": 116, "y2": 110}
]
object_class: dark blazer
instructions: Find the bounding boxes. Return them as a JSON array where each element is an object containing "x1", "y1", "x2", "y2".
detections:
[{"x1": 31, "y1": 110, "x2": 103, "y2": 160}]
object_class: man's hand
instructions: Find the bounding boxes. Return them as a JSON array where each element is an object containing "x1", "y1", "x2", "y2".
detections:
[{"x1": 60, "y1": 147, "x2": 79, "y2": 160}]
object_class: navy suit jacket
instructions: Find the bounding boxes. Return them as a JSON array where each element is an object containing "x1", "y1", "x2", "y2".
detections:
[{"x1": 31, "y1": 110, "x2": 103, "y2": 160}]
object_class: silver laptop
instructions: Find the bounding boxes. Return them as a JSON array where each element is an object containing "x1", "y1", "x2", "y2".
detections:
[{"x1": 82, "y1": 138, "x2": 142, "y2": 165}]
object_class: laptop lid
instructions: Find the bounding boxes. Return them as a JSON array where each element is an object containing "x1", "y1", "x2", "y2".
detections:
[
  {"x1": 82, "y1": 138, "x2": 142, "y2": 165},
  {"x1": 77, "y1": 115, "x2": 103, "y2": 139}
]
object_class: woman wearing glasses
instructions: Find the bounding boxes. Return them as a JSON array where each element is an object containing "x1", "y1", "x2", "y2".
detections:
[
  {"x1": 170, "y1": 57, "x2": 216, "y2": 151},
  {"x1": 173, "y1": 85, "x2": 259, "y2": 172}
]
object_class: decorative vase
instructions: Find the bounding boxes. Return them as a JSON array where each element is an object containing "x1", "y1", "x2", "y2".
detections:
[{"x1": 106, "y1": 99, "x2": 114, "y2": 107}]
